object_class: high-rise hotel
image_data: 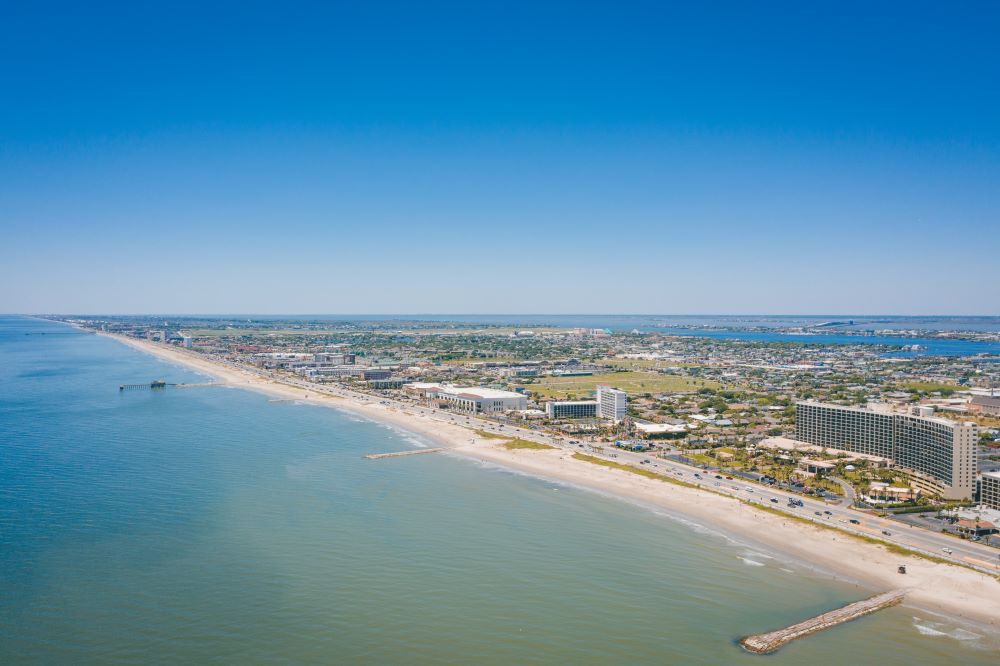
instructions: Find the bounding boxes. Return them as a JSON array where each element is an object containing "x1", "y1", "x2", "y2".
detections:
[
  {"x1": 795, "y1": 401, "x2": 977, "y2": 500},
  {"x1": 596, "y1": 386, "x2": 628, "y2": 423}
]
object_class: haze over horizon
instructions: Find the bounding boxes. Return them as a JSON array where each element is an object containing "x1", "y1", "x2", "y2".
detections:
[{"x1": 2, "y1": 2, "x2": 998, "y2": 315}]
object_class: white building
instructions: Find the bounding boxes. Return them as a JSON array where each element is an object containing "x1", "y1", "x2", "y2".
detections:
[
  {"x1": 300, "y1": 366, "x2": 365, "y2": 379},
  {"x1": 435, "y1": 386, "x2": 527, "y2": 414},
  {"x1": 596, "y1": 386, "x2": 627, "y2": 422},
  {"x1": 634, "y1": 422, "x2": 686, "y2": 436},
  {"x1": 545, "y1": 401, "x2": 598, "y2": 419}
]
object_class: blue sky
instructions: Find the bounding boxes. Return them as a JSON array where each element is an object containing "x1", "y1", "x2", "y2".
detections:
[{"x1": 1, "y1": 1, "x2": 998, "y2": 314}]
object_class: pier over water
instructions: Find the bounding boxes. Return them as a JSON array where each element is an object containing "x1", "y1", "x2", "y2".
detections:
[{"x1": 119, "y1": 380, "x2": 219, "y2": 391}]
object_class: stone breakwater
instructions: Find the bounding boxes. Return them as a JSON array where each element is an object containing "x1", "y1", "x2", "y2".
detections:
[{"x1": 740, "y1": 590, "x2": 906, "y2": 654}]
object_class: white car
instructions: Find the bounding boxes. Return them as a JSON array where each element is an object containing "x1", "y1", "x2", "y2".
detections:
[{"x1": 942, "y1": 548, "x2": 953, "y2": 555}]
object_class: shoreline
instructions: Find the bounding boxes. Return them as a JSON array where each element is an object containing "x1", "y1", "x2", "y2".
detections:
[{"x1": 98, "y1": 330, "x2": 1000, "y2": 633}]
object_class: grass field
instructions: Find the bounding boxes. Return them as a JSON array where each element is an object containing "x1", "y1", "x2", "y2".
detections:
[
  {"x1": 517, "y1": 371, "x2": 718, "y2": 399},
  {"x1": 901, "y1": 382, "x2": 966, "y2": 394},
  {"x1": 502, "y1": 439, "x2": 556, "y2": 451},
  {"x1": 474, "y1": 429, "x2": 510, "y2": 440},
  {"x1": 188, "y1": 328, "x2": 336, "y2": 337},
  {"x1": 604, "y1": 358, "x2": 697, "y2": 370}
]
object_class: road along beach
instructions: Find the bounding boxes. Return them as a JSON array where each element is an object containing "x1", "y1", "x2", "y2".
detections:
[{"x1": 103, "y1": 332, "x2": 1000, "y2": 632}]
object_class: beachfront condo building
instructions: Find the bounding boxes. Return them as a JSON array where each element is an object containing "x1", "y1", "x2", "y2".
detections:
[
  {"x1": 597, "y1": 386, "x2": 628, "y2": 423},
  {"x1": 981, "y1": 472, "x2": 1000, "y2": 511},
  {"x1": 545, "y1": 400, "x2": 598, "y2": 419},
  {"x1": 795, "y1": 401, "x2": 977, "y2": 500}
]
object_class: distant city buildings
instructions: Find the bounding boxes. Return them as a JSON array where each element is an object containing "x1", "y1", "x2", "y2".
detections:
[
  {"x1": 596, "y1": 386, "x2": 627, "y2": 423},
  {"x1": 795, "y1": 401, "x2": 977, "y2": 500}
]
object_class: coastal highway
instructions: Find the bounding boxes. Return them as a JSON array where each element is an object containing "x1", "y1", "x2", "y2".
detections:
[{"x1": 231, "y1": 360, "x2": 1000, "y2": 575}]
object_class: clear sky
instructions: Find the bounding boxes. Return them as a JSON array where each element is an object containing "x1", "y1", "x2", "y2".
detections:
[{"x1": 2, "y1": 1, "x2": 998, "y2": 315}]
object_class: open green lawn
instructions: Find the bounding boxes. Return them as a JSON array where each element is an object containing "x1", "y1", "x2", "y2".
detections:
[
  {"x1": 901, "y1": 382, "x2": 966, "y2": 394},
  {"x1": 474, "y1": 429, "x2": 509, "y2": 440},
  {"x1": 502, "y1": 438, "x2": 556, "y2": 451},
  {"x1": 188, "y1": 328, "x2": 338, "y2": 337},
  {"x1": 603, "y1": 358, "x2": 698, "y2": 370},
  {"x1": 517, "y1": 372, "x2": 718, "y2": 399}
]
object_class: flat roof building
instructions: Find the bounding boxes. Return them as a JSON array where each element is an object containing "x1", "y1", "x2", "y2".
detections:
[
  {"x1": 795, "y1": 401, "x2": 976, "y2": 500},
  {"x1": 435, "y1": 386, "x2": 528, "y2": 414},
  {"x1": 969, "y1": 395, "x2": 1000, "y2": 417},
  {"x1": 545, "y1": 401, "x2": 598, "y2": 419}
]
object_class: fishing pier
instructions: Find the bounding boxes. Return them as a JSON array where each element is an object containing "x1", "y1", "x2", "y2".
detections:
[{"x1": 119, "y1": 380, "x2": 219, "y2": 391}]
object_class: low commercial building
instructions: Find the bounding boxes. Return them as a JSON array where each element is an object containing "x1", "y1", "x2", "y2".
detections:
[
  {"x1": 368, "y1": 378, "x2": 407, "y2": 389},
  {"x1": 435, "y1": 386, "x2": 527, "y2": 414},
  {"x1": 969, "y1": 395, "x2": 1000, "y2": 416},
  {"x1": 865, "y1": 481, "x2": 918, "y2": 503},
  {"x1": 545, "y1": 401, "x2": 598, "y2": 419},
  {"x1": 403, "y1": 382, "x2": 445, "y2": 398},
  {"x1": 303, "y1": 366, "x2": 365, "y2": 379},
  {"x1": 800, "y1": 459, "x2": 836, "y2": 477},
  {"x1": 634, "y1": 422, "x2": 687, "y2": 436}
]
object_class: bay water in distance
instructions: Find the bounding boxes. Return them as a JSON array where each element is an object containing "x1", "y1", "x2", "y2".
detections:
[{"x1": 1, "y1": 316, "x2": 997, "y2": 663}]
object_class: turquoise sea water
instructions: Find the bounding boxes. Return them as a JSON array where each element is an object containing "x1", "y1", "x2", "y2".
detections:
[{"x1": 1, "y1": 316, "x2": 997, "y2": 663}]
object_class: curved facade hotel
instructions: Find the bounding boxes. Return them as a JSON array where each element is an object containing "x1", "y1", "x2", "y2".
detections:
[{"x1": 795, "y1": 401, "x2": 976, "y2": 500}]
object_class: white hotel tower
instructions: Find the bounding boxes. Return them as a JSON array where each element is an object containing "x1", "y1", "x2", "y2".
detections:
[{"x1": 596, "y1": 386, "x2": 628, "y2": 423}]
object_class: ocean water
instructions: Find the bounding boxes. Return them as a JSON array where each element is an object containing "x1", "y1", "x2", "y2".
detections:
[{"x1": 1, "y1": 316, "x2": 997, "y2": 664}]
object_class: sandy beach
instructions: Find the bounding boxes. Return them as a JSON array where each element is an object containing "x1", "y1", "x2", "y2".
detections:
[{"x1": 104, "y1": 332, "x2": 1000, "y2": 631}]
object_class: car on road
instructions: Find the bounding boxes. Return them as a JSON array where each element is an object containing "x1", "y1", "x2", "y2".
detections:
[
  {"x1": 744, "y1": 487, "x2": 753, "y2": 493},
  {"x1": 814, "y1": 511, "x2": 823, "y2": 516},
  {"x1": 824, "y1": 511, "x2": 832, "y2": 515},
  {"x1": 882, "y1": 530, "x2": 892, "y2": 536},
  {"x1": 849, "y1": 519, "x2": 860, "y2": 525},
  {"x1": 770, "y1": 498, "x2": 779, "y2": 503},
  {"x1": 942, "y1": 548, "x2": 953, "y2": 555}
]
